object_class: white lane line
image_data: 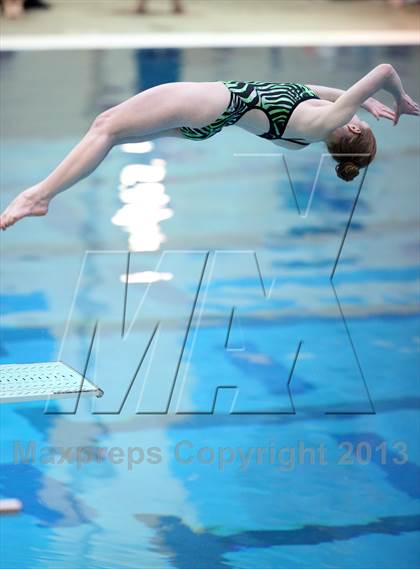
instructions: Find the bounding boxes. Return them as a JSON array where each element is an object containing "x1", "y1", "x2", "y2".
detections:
[{"x1": 1, "y1": 31, "x2": 419, "y2": 51}]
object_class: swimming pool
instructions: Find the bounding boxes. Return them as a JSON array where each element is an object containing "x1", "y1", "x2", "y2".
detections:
[{"x1": 1, "y1": 45, "x2": 419, "y2": 569}]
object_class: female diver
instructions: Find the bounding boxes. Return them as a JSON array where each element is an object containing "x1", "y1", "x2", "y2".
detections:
[{"x1": 0, "y1": 62, "x2": 418, "y2": 231}]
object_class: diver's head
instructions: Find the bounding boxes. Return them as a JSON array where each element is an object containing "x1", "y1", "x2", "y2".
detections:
[{"x1": 326, "y1": 117, "x2": 376, "y2": 182}]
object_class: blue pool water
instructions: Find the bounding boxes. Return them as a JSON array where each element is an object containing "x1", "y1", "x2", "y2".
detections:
[{"x1": 1, "y1": 45, "x2": 419, "y2": 568}]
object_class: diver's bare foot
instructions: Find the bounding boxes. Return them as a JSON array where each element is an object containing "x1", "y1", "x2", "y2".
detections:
[{"x1": 0, "y1": 187, "x2": 50, "y2": 230}]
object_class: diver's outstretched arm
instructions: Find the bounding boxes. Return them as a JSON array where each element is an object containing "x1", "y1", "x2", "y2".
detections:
[
  {"x1": 307, "y1": 83, "x2": 395, "y2": 121},
  {"x1": 316, "y1": 63, "x2": 419, "y2": 133}
]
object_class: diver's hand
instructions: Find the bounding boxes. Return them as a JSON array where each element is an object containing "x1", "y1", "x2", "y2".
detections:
[
  {"x1": 393, "y1": 92, "x2": 420, "y2": 125},
  {"x1": 362, "y1": 97, "x2": 396, "y2": 121}
]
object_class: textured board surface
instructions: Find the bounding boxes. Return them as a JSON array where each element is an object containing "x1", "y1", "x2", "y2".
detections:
[{"x1": 0, "y1": 362, "x2": 103, "y2": 403}]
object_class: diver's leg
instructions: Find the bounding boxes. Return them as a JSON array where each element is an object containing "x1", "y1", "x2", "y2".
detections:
[
  {"x1": 0, "y1": 123, "x2": 116, "y2": 230},
  {"x1": 0, "y1": 82, "x2": 213, "y2": 230}
]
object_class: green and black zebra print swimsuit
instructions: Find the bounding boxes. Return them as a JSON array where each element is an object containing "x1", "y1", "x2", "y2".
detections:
[{"x1": 179, "y1": 81, "x2": 319, "y2": 145}]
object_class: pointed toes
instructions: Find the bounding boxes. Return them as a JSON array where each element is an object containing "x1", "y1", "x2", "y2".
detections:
[{"x1": 0, "y1": 215, "x2": 11, "y2": 231}]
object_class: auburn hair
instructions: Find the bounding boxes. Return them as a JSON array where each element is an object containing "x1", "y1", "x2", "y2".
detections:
[{"x1": 327, "y1": 128, "x2": 377, "y2": 182}]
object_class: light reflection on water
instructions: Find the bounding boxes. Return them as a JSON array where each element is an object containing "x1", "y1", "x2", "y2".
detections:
[{"x1": 113, "y1": 157, "x2": 173, "y2": 253}]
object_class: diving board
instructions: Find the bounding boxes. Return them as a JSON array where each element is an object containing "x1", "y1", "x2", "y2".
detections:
[{"x1": 0, "y1": 362, "x2": 103, "y2": 404}]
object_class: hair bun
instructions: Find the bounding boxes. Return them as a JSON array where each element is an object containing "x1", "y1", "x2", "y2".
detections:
[{"x1": 336, "y1": 161, "x2": 359, "y2": 182}]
